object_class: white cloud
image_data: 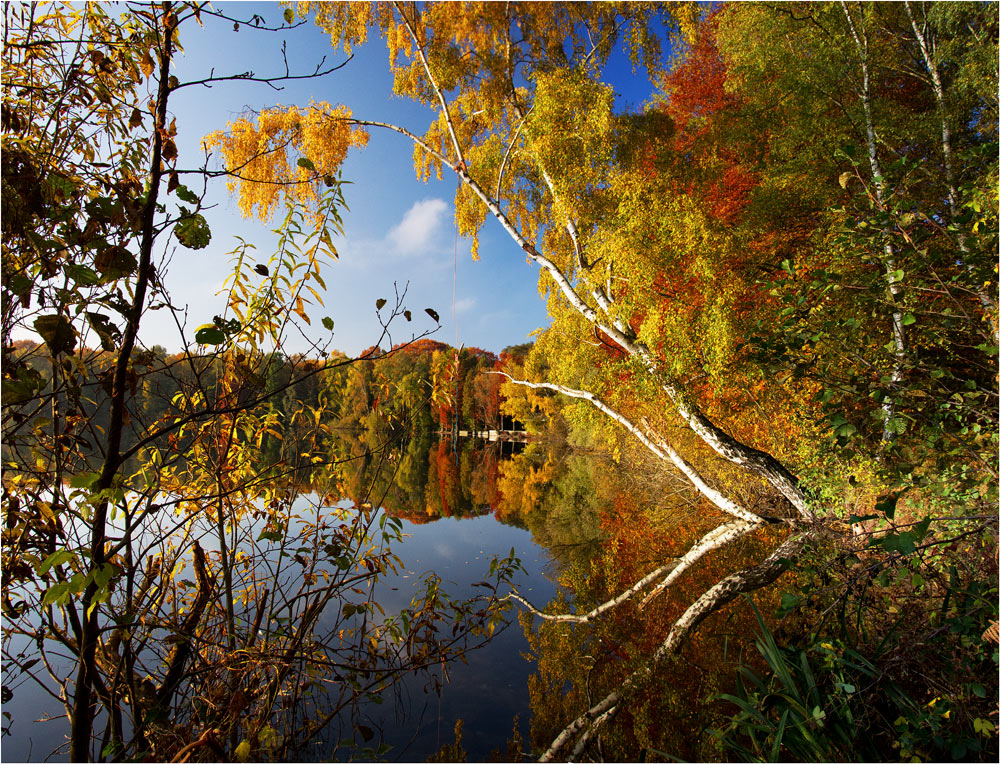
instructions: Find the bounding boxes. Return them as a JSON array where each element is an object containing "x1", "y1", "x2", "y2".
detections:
[
  {"x1": 388, "y1": 198, "x2": 449, "y2": 254},
  {"x1": 454, "y1": 297, "x2": 476, "y2": 313}
]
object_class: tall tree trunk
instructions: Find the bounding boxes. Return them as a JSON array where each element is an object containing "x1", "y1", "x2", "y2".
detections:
[
  {"x1": 841, "y1": 1, "x2": 908, "y2": 443},
  {"x1": 69, "y1": 5, "x2": 174, "y2": 759}
]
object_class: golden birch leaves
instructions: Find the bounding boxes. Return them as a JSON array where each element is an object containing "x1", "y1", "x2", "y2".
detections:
[{"x1": 203, "y1": 102, "x2": 367, "y2": 224}]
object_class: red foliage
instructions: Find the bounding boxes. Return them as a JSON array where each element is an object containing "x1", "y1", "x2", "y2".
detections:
[
  {"x1": 464, "y1": 346, "x2": 498, "y2": 365},
  {"x1": 657, "y1": 11, "x2": 762, "y2": 227},
  {"x1": 390, "y1": 338, "x2": 451, "y2": 355},
  {"x1": 661, "y1": 14, "x2": 737, "y2": 152}
]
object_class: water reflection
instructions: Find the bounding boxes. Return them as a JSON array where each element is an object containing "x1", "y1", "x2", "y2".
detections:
[{"x1": 4, "y1": 424, "x2": 758, "y2": 763}]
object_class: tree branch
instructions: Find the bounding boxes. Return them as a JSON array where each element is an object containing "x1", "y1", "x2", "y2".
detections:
[
  {"x1": 539, "y1": 531, "x2": 809, "y2": 761},
  {"x1": 509, "y1": 519, "x2": 759, "y2": 624},
  {"x1": 391, "y1": 0, "x2": 466, "y2": 168},
  {"x1": 491, "y1": 372, "x2": 764, "y2": 524}
]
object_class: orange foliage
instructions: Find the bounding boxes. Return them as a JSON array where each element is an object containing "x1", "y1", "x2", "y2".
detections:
[{"x1": 389, "y1": 338, "x2": 450, "y2": 355}]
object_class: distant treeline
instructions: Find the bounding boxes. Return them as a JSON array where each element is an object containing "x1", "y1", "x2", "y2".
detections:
[{"x1": 4, "y1": 337, "x2": 532, "y2": 477}]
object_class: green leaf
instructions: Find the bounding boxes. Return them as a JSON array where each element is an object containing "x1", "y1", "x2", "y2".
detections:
[
  {"x1": 174, "y1": 184, "x2": 200, "y2": 204},
  {"x1": 835, "y1": 422, "x2": 857, "y2": 438},
  {"x1": 283, "y1": 7, "x2": 294, "y2": 23},
  {"x1": 41, "y1": 581, "x2": 74, "y2": 607},
  {"x1": 297, "y1": 157, "x2": 316, "y2": 172},
  {"x1": 64, "y1": 264, "x2": 102, "y2": 286},
  {"x1": 86, "y1": 312, "x2": 120, "y2": 351},
  {"x1": 93, "y1": 562, "x2": 117, "y2": 590},
  {"x1": 70, "y1": 472, "x2": 101, "y2": 489},
  {"x1": 901, "y1": 312, "x2": 916, "y2": 326},
  {"x1": 887, "y1": 268, "x2": 904, "y2": 283},
  {"x1": 875, "y1": 494, "x2": 898, "y2": 520},
  {"x1": 234, "y1": 740, "x2": 251, "y2": 762},
  {"x1": 38, "y1": 550, "x2": 75, "y2": 576},
  {"x1": 912, "y1": 516, "x2": 932, "y2": 542},
  {"x1": 322, "y1": 316, "x2": 334, "y2": 331},
  {"x1": 194, "y1": 325, "x2": 225, "y2": 345},
  {"x1": 848, "y1": 513, "x2": 878, "y2": 524},
  {"x1": 777, "y1": 592, "x2": 801, "y2": 616},
  {"x1": 34, "y1": 314, "x2": 78, "y2": 356},
  {"x1": 873, "y1": 530, "x2": 916, "y2": 555},
  {"x1": 2, "y1": 366, "x2": 44, "y2": 404},
  {"x1": 7, "y1": 272, "x2": 31, "y2": 298},
  {"x1": 175, "y1": 213, "x2": 211, "y2": 249},
  {"x1": 375, "y1": 298, "x2": 387, "y2": 311}
]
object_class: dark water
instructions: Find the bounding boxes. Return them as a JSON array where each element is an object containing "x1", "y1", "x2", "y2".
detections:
[{"x1": 329, "y1": 511, "x2": 558, "y2": 761}]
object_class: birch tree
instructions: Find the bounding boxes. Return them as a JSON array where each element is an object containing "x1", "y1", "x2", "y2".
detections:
[{"x1": 210, "y1": 1, "x2": 997, "y2": 758}]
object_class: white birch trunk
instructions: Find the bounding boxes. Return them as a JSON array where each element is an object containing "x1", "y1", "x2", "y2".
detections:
[
  {"x1": 539, "y1": 531, "x2": 809, "y2": 761},
  {"x1": 841, "y1": 1, "x2": 908, "y2": 442},
  {"x1": 903, "y1": 0, "x2": 998, "y2": 331}
]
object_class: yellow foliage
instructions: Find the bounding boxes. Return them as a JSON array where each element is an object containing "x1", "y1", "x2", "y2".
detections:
[{"x1": 203, "y1": 101, "x2": 367, "y2": 223}]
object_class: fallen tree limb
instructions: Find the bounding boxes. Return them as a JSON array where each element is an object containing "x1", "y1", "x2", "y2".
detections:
[
  {"x1": 539, "y1": 531, "x2": 810, "y2": 762},
  {"x1": 510, "y1": 520, "x2": 759, "y2": 624}
]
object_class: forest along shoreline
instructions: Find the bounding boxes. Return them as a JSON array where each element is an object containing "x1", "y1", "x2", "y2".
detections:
[{"x1": 3, "y1": 3, "x2": 996, "y2": 763}]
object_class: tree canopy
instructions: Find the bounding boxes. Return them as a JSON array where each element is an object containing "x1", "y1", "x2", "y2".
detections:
[{"x1": 3, "y1": 2, "x2": 997, "y2": 761}]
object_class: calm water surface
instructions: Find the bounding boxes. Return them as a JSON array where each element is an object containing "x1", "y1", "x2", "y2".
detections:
[{"x1": 1, "y1": 505, "x2": 559, "y2": 762}]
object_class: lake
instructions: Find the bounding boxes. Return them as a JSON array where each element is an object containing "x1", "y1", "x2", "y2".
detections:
[
  {"x1": 2, "y1": 434, "x2": 763, "y2": 762},
  {"x1": 1, "y1": 438, "x2": 579, "y2": 762}
]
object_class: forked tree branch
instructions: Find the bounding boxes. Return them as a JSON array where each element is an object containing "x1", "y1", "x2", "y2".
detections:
[
  {"x1": 539, "y1": 531, "x2": 809, "y2": 761},
  {"x1": 509, "y1": 519, "x2": 759, "y2": 624}
]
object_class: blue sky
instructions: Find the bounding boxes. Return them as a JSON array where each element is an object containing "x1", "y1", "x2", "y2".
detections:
[{"x1": 151, "y1": 3, "x2": 658, "y2": 357}]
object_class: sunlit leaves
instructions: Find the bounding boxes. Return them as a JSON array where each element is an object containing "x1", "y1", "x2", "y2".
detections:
[
  {"x1": 203, "y1": 102, "x2": 368, "y2": 223},
  {"x1": 219, "y1": 190, "x2": 343, "y2": 350}
]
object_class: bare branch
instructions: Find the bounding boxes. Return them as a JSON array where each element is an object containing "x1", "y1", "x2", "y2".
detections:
[
  {"x1": 173, "y1": 51, "x2": 353, "y2": 92},
  {"x1": 540, "y1": 531, "x2": 809, "y2": 761}
]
